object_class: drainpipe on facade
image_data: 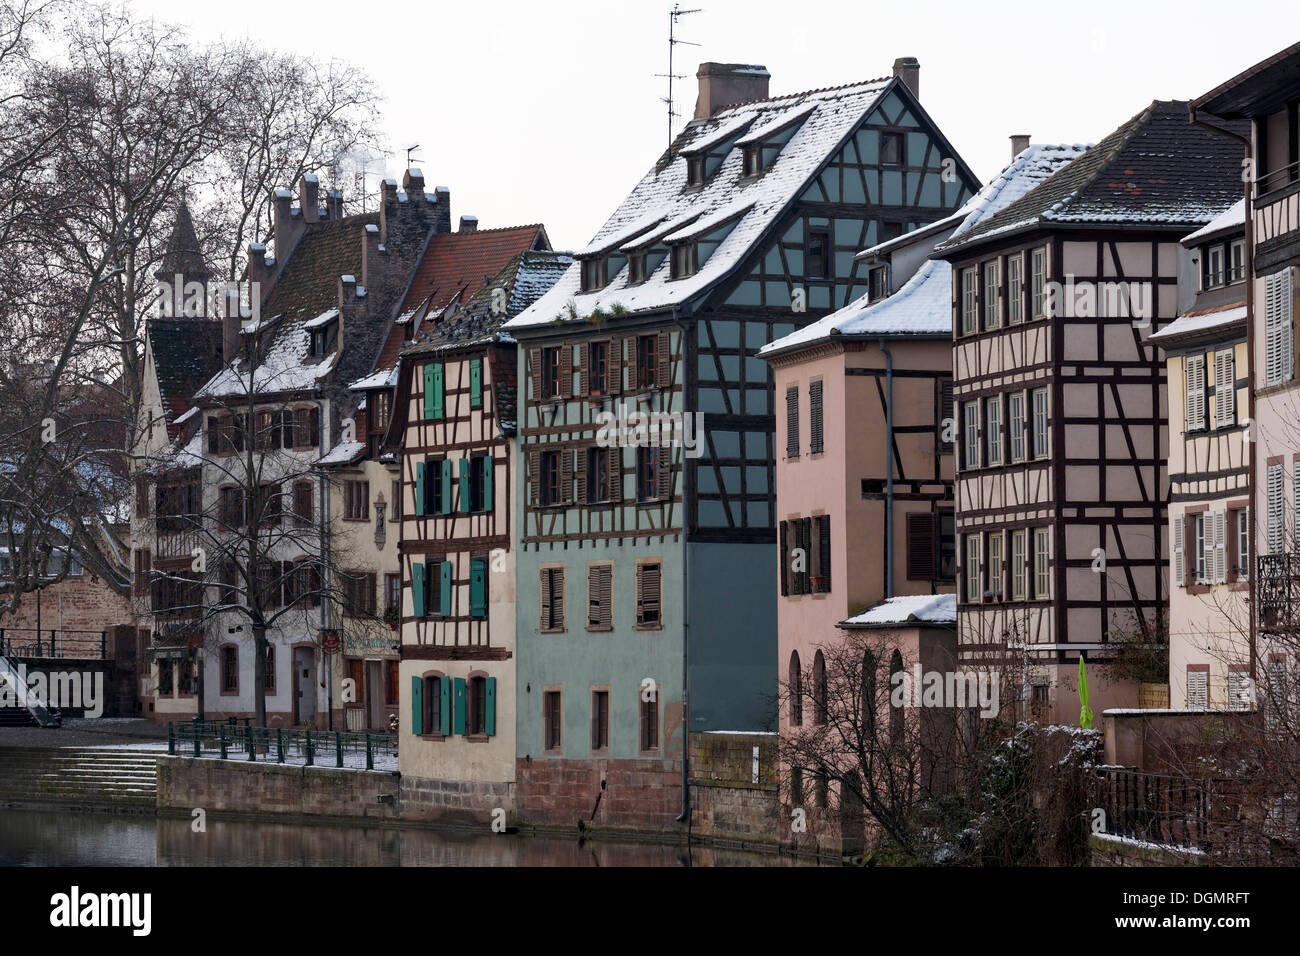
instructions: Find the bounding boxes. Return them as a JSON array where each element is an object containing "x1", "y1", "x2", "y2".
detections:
[
  {"x1": 878, "y1": 339, "x2": 895, "y2": 598},
  {"x1": 1190, "y1": 107, "x2": 1255, "y2": 682},
  {"x1": 313, "y1": 387, "x2": 332, "y2": 730},
  {"x1": 674, "y1": 308, "x2": 692, "y2": 825}
]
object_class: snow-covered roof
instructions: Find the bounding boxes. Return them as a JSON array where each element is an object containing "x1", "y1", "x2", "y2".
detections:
[
  {"x1": 762, "y1": 144, "x2": 1088, "y2": 356},
  {"x1": 196, "y1": 324, "x2": 336, "y2": 399},
  {"x1": 304, "y1": 308, "x2": 339, "y2": 329},
  {"x1": 506, "y1": 76, "x2": 905, "y2": 328},
  {"x1": 1182, "y1": 198, "x2": 1245, "y2": 245},
  {"x1": 350, "y1": 365, "x2": 398, "y2": 391},
  {"x1": 318, "y1": 440, "x2": 365, "y2": 466},
  {"x1": 840, "y1": 593, "x2": 957, "y2": 627},
  {"x1": 1148, "y1": 303, "x2": 1246, "y2": 344}
]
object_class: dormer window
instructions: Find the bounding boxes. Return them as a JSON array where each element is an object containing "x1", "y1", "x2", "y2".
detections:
[
  {"x1": 310, "y1": 323, "x2": 337, "y2": 358},
  {"x1": 687, "y1": 156, "x2": 706, "y2": 187},
  {"x1": 581, "y1": 258, "x2": 608, "y2": 293},
  {"x1": 1200, "y1": 238, "x2": 1245, "y2": 291},
  {"x1": 743, "y1": 146, "x2": 763, "y2": 177},
  {"x1": 670, "y1": 243, "x2": 697, "y2": 279},
  {"x1": 868, "y1": 265, "x2": 889, "y2": 302},
  {"x1": 880, "y1": 132, "x2": 904, "y2": 166},
  {"x1": 629, "y1": 253, "x2": 648, "y2": 284},
  {"x1": 1228, "y1": 239, "x2": 1245, "y2": 283}
]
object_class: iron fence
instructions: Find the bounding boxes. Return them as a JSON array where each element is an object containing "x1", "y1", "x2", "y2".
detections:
[
  {"x1": 167, "y1": 718, "x2": 397, "y2": 771},
  {"x1": 0, "y1": 628, "x2": 108, "y2": 660}
]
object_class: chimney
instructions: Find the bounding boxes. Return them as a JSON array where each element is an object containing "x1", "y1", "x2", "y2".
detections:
[
  {"x1": 325, "y1": 189, "x2": 344, "y2": 220},
  {"x1": 272, "y1": 188, "x2": 303, "y2": 264},
  {"x1": 362, "y1": 223, "x2": 382, "y2": 286},
  {"x1": 299, "y1": 174, "x2": 319, "y2": 223},
  {"x1": 459, "y1": 215, "x2": 478, "y2": 234},
  {"x1": 379, "y1": 177, "x2": 399, "y2": 243},
  {"x1": 892, "y1": 57, "x2": 920, "y2": 100},
  {"x1": 694, "y1": 62, "x2": 770, "y2": 119},
  {"x1": 432, "y1": 185, "x2": 451, "y2": 235},
  {"x1": 1010, "y1": 134, "x2": 1031, "y2": 159},
  {"x1": 402, "y1": 168, "x2": 425, "y2": 204}
]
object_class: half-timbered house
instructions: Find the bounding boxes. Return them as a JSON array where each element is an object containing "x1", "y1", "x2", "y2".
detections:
[
  {"x1": 502, "y1": 59, "x2": 980, "y2": 829},
  {"x1": 390, "y1": 249, "x2": 570, "y2": 818},
  {"x1": 932, "y1": 101, "x2": 1244, "y2": 724},
  {"x1": 1149, "y1": 200, "x2": 1249, "y2": 710}
]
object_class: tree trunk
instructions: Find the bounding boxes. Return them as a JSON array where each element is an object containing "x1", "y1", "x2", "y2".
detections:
[{"x1": 253, "y1": 624, "x2": 267, "y2": 727}]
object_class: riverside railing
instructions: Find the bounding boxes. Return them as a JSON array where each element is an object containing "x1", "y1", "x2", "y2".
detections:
[
  {"x1": 167, "y1": 718, "x2": 397, "y2": 771},
  {"x1": 0, "y1": 628, "x2": 108, "y2": 660}
]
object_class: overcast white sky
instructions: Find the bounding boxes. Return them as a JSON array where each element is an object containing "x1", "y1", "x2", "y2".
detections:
[{"x1": 132, "y1": 0, "x2": 1296, "y2": 250}]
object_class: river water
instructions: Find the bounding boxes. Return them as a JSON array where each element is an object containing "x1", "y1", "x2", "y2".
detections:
[{"x1": 0, "y1": 809, "x2": 817, "y2": 866}]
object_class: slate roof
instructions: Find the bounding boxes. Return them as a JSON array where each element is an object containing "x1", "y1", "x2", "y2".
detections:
[
  {"x1": 936, "y1": 101, "x2": 1249, "y2": 254},
  {"x1": 1182, "y1": 198, "x2": 1245, "y2": 246},
  {"x1": 147, "y1": 318, "x2": 224, "y2": 435},
  {"x1": 507, "y1": 74, "x2": 977, "y2": 330},
  {"x1": 372, "y1": 224, "x2": 550, "y2": 373},
  {"x1": 1147, "y1": 302, "x2": 1246, "y2": 346},
  {"x1": 761, "y1": 144, "x2": 1087, "y2": 356},
  {"x1": 154, "y1": 201, "x2": 208, "y2": 282}
]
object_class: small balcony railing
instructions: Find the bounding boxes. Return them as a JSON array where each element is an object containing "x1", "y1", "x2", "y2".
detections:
[{"x1": 1257, "y1": 553, "x2": 1300, "y2": 630}]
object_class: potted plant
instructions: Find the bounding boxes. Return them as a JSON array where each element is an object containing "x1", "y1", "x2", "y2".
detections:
[{"x1": 383, "y1": 607, "x2": 399, "y2": 630}]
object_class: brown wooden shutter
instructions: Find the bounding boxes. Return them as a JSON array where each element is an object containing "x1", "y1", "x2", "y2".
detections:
[
  {"x1": 817, "y1": 514, "x2": 831, "y2": 592},
  {"x1": 657, "y1": 446, "x2": 672, "y2": 500},
  {"x1": 529, "y1": 450, "x2": 540, "y2": 505},
  {"x1": 636, "y1": 563, "x2": 661, "y2": 625},
  {"x1": 540, "y1": 568, "x2": 552, "y2": 629},
  {"x1": 308, "y1": 407, "x2": 320, "y2": 447},
  {"x1": 786, "y1": 386, "x2": 799, "y2": 458},
  {"x1": 600, "y1": 568, "x2": 612, "y2": 628},
  {"x1": 575, "y1": 446, "x2": 588, "y2": 504},
  {"x1": 657, "y1": 331, "x2": 670, "y2": 388},
  {"x1": 906, "y1": 513, "x2": 937, "y2": 580},
  {"x1": 608, "y1": 339, "x2": 622, "y2": 395},
  {"x1": 560, "y1": 344, "x2": 573, "y2": 397},
  {"x1": 580, "y1": 342, "x2": 590, "y2": 395},
  {"x1": 809, "y1": 380, "x2": 823, "y2": 454},
  {"x1": 623, "y1": 337, "x2": 634, "y2": 393},
  {"x1": 553, "y1": 568, "x2": 565, "y2": 628},
  {"x1": 527, "y1": 348, "x2": 540, "y2": 401},
  {"x1": 779, "y1": 521, "x2": 789, "y2": 596},
  {"x1": 607, "y1": 446, "x2": 623, "y2": 502},
  {"x1": 560, "y1": 448, "x2": 574, "y2": 503}
]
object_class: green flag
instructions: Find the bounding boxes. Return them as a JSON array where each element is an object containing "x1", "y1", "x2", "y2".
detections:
[{"x1": 1078, "y1": 656, "x2": 1094, "y2": 730}]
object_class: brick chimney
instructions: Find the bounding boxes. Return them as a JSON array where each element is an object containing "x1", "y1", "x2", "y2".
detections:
[
  {"x1": 325, "y1": 189, "x2": 344, "y2": 220},
  {"x1": 272, "y1": 187, "x2": 304, "y2": 264},
  {"x1": 300, "y1": 174, "x2": 320, "y2": 223},
  {"x1": 1010, "y1": 134, "x2": 1030, "y2": 159},
  {"x1": 694, "y1": 63, "x2": 770, "y2": 119},
  {"x1": 403, "y1": 168, "x2": 425, "y2": 204},
  {"x1": 432, "y1": 185, "x2": 451, "y2": 235},
  {"x1": 459, "y1": 216, "x2": 478, "y2": 233},
  {"x1": 892, "y1": 57, "x2": 920, "y2": 100}
]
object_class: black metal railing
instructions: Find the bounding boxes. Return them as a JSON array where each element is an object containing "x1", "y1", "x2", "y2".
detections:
[
  {"x1": 1098, "y1": 766, "x2": 1212, "y2": 849},
  {"x1": 0, "y1": 628, "x2": 108, "y2": 660},
  {"x1": 167, "y1": 718, "x2": 397, "y2": 771},
  {"x1": 1257, "y1": 553, "x2": 1300, "y2": 629}
]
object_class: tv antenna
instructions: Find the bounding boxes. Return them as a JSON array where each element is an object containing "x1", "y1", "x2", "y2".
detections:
[
  {"x1": 655, "y1": 4, "x2": 702, "y2": 147},
  {"x1": 406, "y1": 143, "x2": 422, "y2": 169}
]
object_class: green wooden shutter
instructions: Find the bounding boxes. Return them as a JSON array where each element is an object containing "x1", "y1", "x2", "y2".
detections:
[
  {"x1": 423, "y1": 364, "x2": 436, "y2": 419},
  {"x1": 432, "y1": 363, "x2": 444, "y2": 418},
  {"x1": 470, "y1": 357, "x2": 482, "y2": 408},
  {"x1": 470, "y1": 558, "x2": 486, "y2": 618},
  {"x1": 485, "y1": 677, "x2": 496, "y2": 736},
  {"x1": 415, "y1": 461, "x2": 425, "y2": 516},
  {"x1": 483, "y1": 456, "x2": 494, "y2": 513},
  {"x1": 440, "y1": 459, "x2": 452, "y2": 514},
  {"x1": 440, "y1": 561, "x2": 453, "y2": 617},
  {"x1": 410, "y1": 677, "x2": 423, "y2": 736},
  {"x1": 440, "y1": 677, "x2": 451, "y2": 735},
  {"x1": 412, "y1": 562, "x2": 425, "y2": 617},
  {"x1": 453, "y1": 677, "x2": 466, "y2": 735},
  {"x1": 459, "y1": 457, "x2": 471, "y2": 512}
]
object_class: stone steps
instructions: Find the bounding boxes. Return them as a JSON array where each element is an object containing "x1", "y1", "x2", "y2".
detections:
[{"x1": 0, "y1": 747, "x2": 158, "y2": 807}]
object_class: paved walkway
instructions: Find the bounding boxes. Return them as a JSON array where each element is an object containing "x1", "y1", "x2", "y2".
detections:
[{"x1": 0, "y1": 717, "x2": 168, "y2": 749}]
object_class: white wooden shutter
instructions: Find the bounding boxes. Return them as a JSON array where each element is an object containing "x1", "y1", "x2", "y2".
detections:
[
  {"x1": 1229, "y1": 671, "x2": 1252, "y2": 711},
  {"x1": 1269, "y1": 463, "x2": 1285, "y2": 554},
  {"x1": 1184, "y1": 354, "x2": 1205, "y2": 430},
  {"x1": 1266, "y1": 270, "x2": 1294, "y2": 386},
  {"x1": 1173, "y1": 515, "x2": 1185, "y2": 588},
  {"x1": 1214, "y1": 349, "x2": 1235, "y2": 427},
  {"x1": 1213, "y1": 509, "x2": 1227, "y2": 584},
  {"x1": 1186, "y1": 670, "x2": 1208, "y2": 709}
]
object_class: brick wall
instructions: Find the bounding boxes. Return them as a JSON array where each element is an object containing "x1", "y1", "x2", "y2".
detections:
[
  {"x1": 513, "y1": 757, "x2": 683, "y2": 832},
  {"x1": 0, "y1": 573, "x2": 134, "y2": 636},
  {"x1": 157, "y1": 755, "x2": 400, "y2": 822}
]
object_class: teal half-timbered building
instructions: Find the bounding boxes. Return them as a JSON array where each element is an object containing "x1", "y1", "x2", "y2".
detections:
[{"x1": 502, "y1": 60, "x2": 979, "y2": 829}]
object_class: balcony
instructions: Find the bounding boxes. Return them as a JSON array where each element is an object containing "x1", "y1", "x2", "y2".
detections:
[{"x1": 1257, "y1": 553, "x2": 1300, "y2": 629}]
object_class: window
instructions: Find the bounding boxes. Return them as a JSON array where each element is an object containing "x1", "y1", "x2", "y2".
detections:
[
  {"x1": 256, "y1": 482, "x2": 282, "y2": 527},
  {"x1": 985, "y1": 395, "x2": 1002, "y2": 466},
  {"x1": 1268, "y1": 463, "x2": 1285, "y2": 555},
  {"x1": 938, "y1": 508, "x2": 956, "y2": 581},
  {"x1": 628, "y1": 253, "x2": 648, "y2": 284},
  {"x1": 1031, "y1": 388, "x2": 1049, "y2": 459},
  {"x1": 889, "y1": 651, "x2": 904, "y2": 740},
  {"x1": 906, "y1": 513, "x2": 937, "y2": 580},
  {"x1": 811, "y1": 513, "x2": 831, "y2": 593},
  {"x1": 1193, "y1": 514, "x2": 1207, "y2": 584},
  {"x1": 809, "y1": 380, "x2": 824, "y2": 454},
  {"x1": 640, "y1": 688, "x2": 659, "y2": 752},
  {"x1": 1007, "y1": 252, "x2": 1024, "y2": 324},
  {"x1": 635, "y1": 562, "x2": 662, "y2": 628},
  {"x1": 879, "y1": 131, "x2": 904, "y2": 166},
  {"x1": 1204, "y1": 244, "x2": 1225, "y2": 289},
  {"x1": 789, "y1": 651, "x2": 802, "y2": 726},
  {"x1": 1033, "y1": 528, "x2": 1051, "y2": 599},
  {"x1": 293, "y1": 481, "x2": 314, "y2": 527},
  {"x1": 686, "y1": 155, "x2": 706, "y2": 187},
  {"x1": 420, "y1": 675, "x2": 443, "y2": 736},
  {"x1": 133, "y1": 549, "x2": 151, "y2": 596},
  {"x1": 962, "y1": 400, "x2": 980, "y2": 470},
  {"x1": 219, "y1": 486, "x2": 245, "y2": 528},
  {"x1": 1185, "y1": 354, "x2": 1206, "y2": 431},
  {"x1": 467, "y1": 455, "x2": 489, "y2": 512},
  {"x1": 786, "y1": 386, "x2": 800, "y2": 458},
  {"x1": 540, "y1": 450, "x2": 561, "y2": 506},
  {"x1": 581, "y1": 258, "x2": 607, "y2": 293},
  {"x1": 812, "y1": 651, "x2": 827, "y2": 725},
  {"x1": 1030, "y1": 247, "x2": 1047, "y2": 318},
  {"x1": 1214, "y1": 350, "x2": 1235, "y2": 428},
  {"x1": 588, "y1": 340, "x2": 609, "y2": 395},
  {"x1": 1009, "y1": 392, "x2": 1026, "y2": 462},
  {"x1": 590, "y1": 690, "x2": 610, "y2": 752},
  {"x1": 343, "y1": 571, "x2": 377, "y2": 616},
  {"x1": 1228, "y1": 239, "x2": 1245, "y2": 283},
  {"x1": 586, "y1": 446, "x2": 610, "y2": 503},
  {"x1": 637, "y1": 446, "x2": 661, "y2": 501},
  {"x1": 869, "y1": 265, "x2": 888, "y2": 302},
  {"x1": 1266, "y1": 270, "x2": 1295, "y2": 387},
  {"x1": 220, "y1": 645, "x2": 238, "y2": 694},
  {"x1": 262, "y1": 645, "x2": 275, "y2": 693},
  {"x1": 544, "y1": 690, "x2": 562, "y2": 750},
  {"x1": 1232, "y1": 507, "x2": 1250, "y2": 581},
  {"x1": 1229, "y1": 669, "x2": 1252, "y2": 712},
  {"x1": 385, "y1": 573, "x2": 402, "y2": 614},
  {"x1": 540, "y1": 567, "x2": 565, "y2": 632},
  {"x1": 988, "y1": 532, "x2": 1003, "y2": 600},
  {"x1": 1011, "y1": 529, "x2": 1027, "y2": 600},
  {"x1": 964, "y1": 533, "x2": 981, "y2": 602},
  {"x1": 469, "y1": 558, "x2": 487, "y2": 619},
  {"x1": 636, "y1": 335, "x2": 658, "y2": 389},
  {"x1": 310, "y1": 319, "x2": 337, "y2": 357},
  {"x1": 587, "y1": 564, "x2": 612, "y2": 631},
  {"x1": 179, "y1": 656, "x2": 196, "y2": 696},
  {"x1": 158, "y1": 659, "x2": 174, "y2": 696},
  {"x1": 468, "y1": 675, "x2": 489, "y2": 736},
  {"x1": 983, "y1": 259, "x2": 1000, "y2": 330},
  {"x1": 1186, "y1": 668, "x2": 1209, "y2": 710},
  {"x1": 670, "y1": 242, "x2": 697, "y2": 279},
  {"x1": 743, "y1": 145, "x2": 762, "y2": 177},
  {"x1": 391, "y1": 479, "x2": 401, "y2": 520},
  {"x1": 961, "y1": 267, "x2": 978, "y2": 334},
  {"x1": 806, "y1": 227, "x2": 832, "y2": 280},
  {"x1": 372, "y1": 389, "x2": 392, "y2": 430},
  {"x1": 344, "y1": 480, "x2": 369, "y2": 520},
  {"x1": 541, "y1": 347, "x2": 562, "y2": 398}
]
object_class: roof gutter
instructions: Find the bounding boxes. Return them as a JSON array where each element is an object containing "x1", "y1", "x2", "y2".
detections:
[
  {"x1": 879, "y1": 338, "x2": 895, "y2": 599},
  {"x1": 673, "y1": 303, "x2": 692, "y2": 826}
]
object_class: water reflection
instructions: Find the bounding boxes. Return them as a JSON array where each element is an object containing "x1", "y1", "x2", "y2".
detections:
[{"x1": 0, "y1": 810, "x2": 819, "y2": 867}]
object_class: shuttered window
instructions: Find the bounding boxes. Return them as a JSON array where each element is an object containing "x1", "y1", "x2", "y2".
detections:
[
  {"x1": 469, "y1": 357, "x2": 483, "y2": 408},
  {"x1": 640, "y1": 690, "x2": 659, "y2": 752},
  {"x1": 1213, "y1": 349, "x2": 1235, "y2": 427},
  {"x1": 983, "y1": 259, "x2": 1000, "y2": 330},
  {"x1": 540, "y1": 567, "x2": 564, "y2": 631},
  {"x1": 938, "y1": 378, "x2": 954, "y2": 450},
  {"x1": 1184, "y1": 354, "x2": 1206, "y2": 431},
  {"x1": 1268, "y1": 462, "x2": 1285, "y2": 555},
  {"x1": 962, "y1": 401, "x2": 980, "y2": 470},
  {"x1": 469, "y1": 558, "x2": 486, "y2": 619},
  {"x1": 813, "y1": 514, "x2": 831, "y2": 592},
  {"x1": 591, "y1": 690, "x2": 610, "y2": 751},
  {"x1": 1228, "y1": 670, "x2": 1252, "y2": 711},
  {"x1": 293, "y1": 481, "x2": 314, "y2": 527},
  {"x1": 1212, "y1": 510, "x2": 1227, "y2": 585},
  {"x1": 785, "y1": 386, "x2": 799, "y2": 458},
  {"x1": 1194, "y1": 514, "x2": 1207, "y2": 584},
  {"x1": 809, "y1": 380, "x2": 824, "y2": 454},
  {"x1": 1173, "y1": 514, "x2": 1185, "y2": 588},
  {"x1": 1007, "y1": 252, "x2": 1024, "y2": 324},
  {"x1": 964, "y1": 533, "x2": 981, "y2": 602},
  {"x1": 779, "y1": 520, "x2": 790, "y2": 596},
  {"x1": 587, "y1": 564, "x2": 613, "y2": 631},
  {"x1": 1011, "y1": 529, "x2": 1027, "y2": 600},
  {"x1": 1009, "y1": 392, "x2": 1026, "y2": 461},
  {"x1": 423, "y1": 362, "x2": 445, "y2": 419},
  {"x1": 1232, "y1": 507, "x2": 1250, "y2": 582},
  {"x1": 1030, "y1": 247, "x2": 1047, "y2": 318},
  {"x1": 636, "y1": 562, "x2": 662, "y2": 627},
  {"x1": 1033, "y1": 528, "x2": 1051, "y2": 599},
  {"x1": 960, "y1": 266, "x2": 978, "y2": 334},
  {"x1": 985, "y1": 395, "x2": 1002, "y2": 465},
  {"x1": 544, "y1": 691, "x2": 562, "y2": 750},
  {"x1": 988, "y1": 532, "x2": 1003, "y2": 599},
  {"x1": 1265, "y1": 269, "x2": 1293, "y2": 387},
  {"x1": 1031, "y1": 388, "x2": 1049, "y2": 459},
  {"x1": 1186, "y1": 669, "x2": 1208, "y2": 710},
  {"x1": 906, "y1": 513, "x2": 937, "y2": 580}
]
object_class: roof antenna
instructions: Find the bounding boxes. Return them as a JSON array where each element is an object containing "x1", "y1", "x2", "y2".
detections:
[
  {"x1": 655, "y1": 4, "x2": 702, "y2": 147},
  {"x1": 406, "y1": 144, "x2": 422, "y2": 169}
]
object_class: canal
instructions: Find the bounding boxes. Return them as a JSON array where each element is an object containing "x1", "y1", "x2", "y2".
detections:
[{"x1": 0, "y1": 809, "x2": 819, "y2": 866}]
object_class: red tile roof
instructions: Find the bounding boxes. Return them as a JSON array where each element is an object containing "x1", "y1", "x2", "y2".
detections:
[{"x1": 372, "y1": 224, "x2": 548, "y2": 372}]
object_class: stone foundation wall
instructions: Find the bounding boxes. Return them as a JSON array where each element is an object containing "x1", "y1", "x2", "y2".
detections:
[
  {"x1": 400, "y1": 776, "x2": 514, "y2": 825},
  {"x1": 513, "y1": 757, "x2": 684, "y2": 832},
  {"x1": 1089, "y1": 832, "x2": 1207, "y2": 867}
]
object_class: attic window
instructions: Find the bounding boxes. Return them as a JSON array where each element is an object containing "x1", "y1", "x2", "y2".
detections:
[
  {"x1": 687, "y1": 156, "x2": 706, "y2": 187},
  {"x1": 806, "y1": 228, "x2": 832, "y2": 280},
  {"x1": 670, "y1": 243, "x2": 697, "y2": 280},
  {"x1": 743, "y1": 145, "x2": 763, "y2": 177},
  {"x1": 868, "y1": 265, "x2": 889, "y2": 302},
  {"x1": 310, "y1": 318, "x2": 338, "y2": 358},
  {"x1": 880, "y1": 132, "x2": 904, "y2": 167},
  {"x1": 581, "y1": 258, "x2": 608, "y2": 293},
  {"x1": 629, "y1": 253, "x2": 648, "y2": 284}
]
